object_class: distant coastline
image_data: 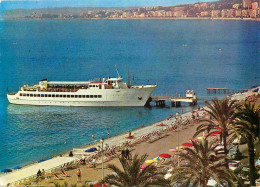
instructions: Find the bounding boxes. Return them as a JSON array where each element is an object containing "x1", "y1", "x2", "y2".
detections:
[{"x1": 2, "y1": 17, "x2": 260, "y2": 21}]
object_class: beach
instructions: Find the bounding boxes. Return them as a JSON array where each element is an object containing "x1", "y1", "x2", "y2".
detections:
[{"x1": 1, "y1": 87, "x2": 258, "y2": 186}]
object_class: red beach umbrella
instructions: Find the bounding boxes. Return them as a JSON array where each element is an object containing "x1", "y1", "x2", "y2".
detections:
[
  {"x1": 93, "y1": 184, "x2": 107, "y2": 187},
  {"x1": 208, "y1": 133, "x2": 217, "y2": 137},
  {"x1": 211, "y1": 131, "x2": 220, "y2": 134},
  {"x1": 140, "y1": 164, "x2": 147, "y2": 169},
  {"x1": 182, "y1": 143, "x2": 193, "y2": 147},
  {"x1": 125, "y1": 136, "x2": 135, "y2": 139},
  {"x1": 159, "y1": 154, "x2": 171, "y2": 158},
  {"x1": 169, "y1": 148, "x2": 179, "y2": 153}
]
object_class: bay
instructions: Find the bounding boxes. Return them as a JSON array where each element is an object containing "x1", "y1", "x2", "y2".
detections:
[{"x1": 0, "y1": 19, "x2": 259, "y2": 170}]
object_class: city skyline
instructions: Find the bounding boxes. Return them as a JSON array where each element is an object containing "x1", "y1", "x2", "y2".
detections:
[{"x1": 1, "y1": 0, "x2": 216, "y2": 10}]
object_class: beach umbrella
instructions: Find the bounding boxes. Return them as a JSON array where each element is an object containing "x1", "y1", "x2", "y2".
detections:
[
  {"x1": 153, "y1": 156, "x2": 164, "y2": 161},
  {"x1": 1, "y1": 169, "x2": 12, "y2": 173},
  {"x1": 208, "y1": 133, "x2": 217, "y2": 137},
  {"x1": 176, "y1": 146, "x2": 184, "y2": 150},
  {"x1": 12, "y1": 166, "x2": 22, "y2": 169},
  {"x1": 182, "y1": 143, "x2": 193, "y2": 147},
  {"x1": 140, "y1": 164, "x2": 147, "y2": 169},
  {"x1": 93, "y1": 184, "x2": 108, "y2": 187},
  {"x1": 145, "y1": 159, "x2": 157, "y2": 164},
  {"x1": 169, "y1": 148, "x2": 178, "y2": 153},
  {"x1": 125, "y1": 136, "x2": 135, "y2": 139},
  {"x1": 159, "y1": 154, "x2": 171, "y2": 158},
  {"x1": 211, "y1": 131, "x2": 220, "y2": 134}
]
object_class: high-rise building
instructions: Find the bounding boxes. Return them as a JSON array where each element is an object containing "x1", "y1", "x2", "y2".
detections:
[{"x1": 243, "y1": 0, "x2": 252, "y2": 9}]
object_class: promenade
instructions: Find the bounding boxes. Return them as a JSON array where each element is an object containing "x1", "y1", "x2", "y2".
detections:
[{"x1": 0, "y1": 157, "x2": 78, "y2": 186}]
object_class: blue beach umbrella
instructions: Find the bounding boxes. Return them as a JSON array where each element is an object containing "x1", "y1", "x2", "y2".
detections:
[
  {"x1": 153, "y1": 156, "x2": 165, "y2": 161},
  {"x1": 1, "y1": 169, "x2": 12, "y2": 173},
  {"x1": 12, "y1": 166, "x2": 22, "y2": 169}
]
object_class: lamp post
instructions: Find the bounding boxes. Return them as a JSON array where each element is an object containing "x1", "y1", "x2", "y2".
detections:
[
  {"x1": 176, "y1": 112, "x2": 180, "y2": 166},
  {"x1": 100, "y1": 138, "x2": 104, "y2": 186}
]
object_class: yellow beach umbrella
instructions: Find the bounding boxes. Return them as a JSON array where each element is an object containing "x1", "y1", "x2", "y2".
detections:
[
  {"x1": 145, "y1": 159, "x2": 158, "y2": 164},
  {"x1": 176, "y1": 146, "x2": 184, "y2": 150},
  {"x1": 197, "y1": 136, "x2": 205, "y2": 140}
]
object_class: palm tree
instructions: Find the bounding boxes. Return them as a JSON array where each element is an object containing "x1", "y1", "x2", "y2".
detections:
[
  {"x1": 103, "y1": 153, "x2": 169, "y2": 187},
  {"x1": 229, "y1": 101, "x2": 260, "y2": 186},
  {"x1": 194, "y1": 97, "x2": 238, "y2": 167},
  {"x1": 170, "y1": 139, "x2": 241, "y2": 187}
]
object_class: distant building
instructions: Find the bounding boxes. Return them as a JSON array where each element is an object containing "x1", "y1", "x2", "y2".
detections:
[
  {"x1": 221, "y1": 9, "x2": 228, "y2": 17},
  {"x1": 252, "y1": 2, "x2": 259, "y2": 9},
  {"x1": 235, "y1": 9, "x2": 242, "y2": 17},
  {"x1": 243, "y1": 0, "x2": 252, "y2": 9},
  {"x1": 201, "y1": 11, "x2": 210, "y2": 17},
  {"x1": 174, "y1": 10, "x2": 185, "y2": 17},
  {"x1": 242, "y1": 9, "x2": 249, "y2": 17},
  {"x1": 211, "y1": 10, "x2": 220, "y2": 18},
  {"x1": 232, "y1": 4, "x2": 240, "y2": 9}
]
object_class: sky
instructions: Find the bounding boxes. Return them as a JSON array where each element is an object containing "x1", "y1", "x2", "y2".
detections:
[{"x1": 0, "y1": 0, "x2": 215, "y2": 10}]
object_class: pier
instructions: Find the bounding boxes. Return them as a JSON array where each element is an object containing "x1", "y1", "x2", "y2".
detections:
[
  {"x1": 149, "y1": 96, "x2": 198, "y2": 107},
  {"x1": 207, "y1": 88, "x2": 249, "y2": 94}
]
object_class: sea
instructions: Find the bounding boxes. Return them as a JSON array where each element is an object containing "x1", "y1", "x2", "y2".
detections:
[{"x1": 0, "y1": 19, "x2": 259, "y2": 171}]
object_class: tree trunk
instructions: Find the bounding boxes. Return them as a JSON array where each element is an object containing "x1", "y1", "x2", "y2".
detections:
[
  {"x1": 223, "y1": 127, "x2": 229, "y2": 169},
  {"x1": 248, "y1": 135, "x2": 256, "y2": 186}
]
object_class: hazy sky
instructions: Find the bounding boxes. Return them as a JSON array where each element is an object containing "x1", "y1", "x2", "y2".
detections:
[{"x1": 0, "y1": 0, "x2": 215, "y2": 9}]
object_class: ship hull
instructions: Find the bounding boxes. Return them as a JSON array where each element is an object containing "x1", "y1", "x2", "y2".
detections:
[{"x1": 7, "y1": 86, "x2": 156, "y2": 107}]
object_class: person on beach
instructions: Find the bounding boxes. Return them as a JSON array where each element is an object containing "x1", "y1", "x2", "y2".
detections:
[
  {"x1": 69, "y1": 151, "x2": 73, "y2": 157},
  {"x1": 41, "y1": 169, "x2": 45, "y2": 176},
  {"x1": 128, "y1": 131, "x2": 132, "y2": 137},
  {"x1": 37, "y1": 169, "x2": 42, "y2": 177},
  {"x1": 107, "y1": 132, "x2": 110, "y2": 139},
  {"x1": 125, "y1": 147, "x2": 130, "y2": 160},
  {"x1": 92, "y1": 158, "x2": 97, "y2": 169},
  {"x1": 76, "y1": 169, "x2": 81, "y2": 182},
  {"x1": 92, "y1": 134, "x2": 95, "y2": 140},
  {"x1": 121, "y1": 149, "x2": 125, "y2": 158}
]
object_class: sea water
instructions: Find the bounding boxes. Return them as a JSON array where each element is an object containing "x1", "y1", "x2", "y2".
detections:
[{"x1": 0, "y1": 19, "x2": 259, "y2": 170}]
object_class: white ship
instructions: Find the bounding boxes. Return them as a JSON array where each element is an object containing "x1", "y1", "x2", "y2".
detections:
[{"x1": 7, "y1": 76, "x2": 156, "y2": 107}]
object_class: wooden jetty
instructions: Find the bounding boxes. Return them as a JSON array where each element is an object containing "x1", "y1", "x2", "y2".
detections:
[{"x1": 207, "y1": 88, "x2": 249, "y2": 94}]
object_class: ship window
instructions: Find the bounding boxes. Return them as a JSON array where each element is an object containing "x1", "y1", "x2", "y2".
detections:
[
  {"x1": 75, "y1": 95, "x2": 78, "y2": 98},
  {"x1": 82, "y1": 95, "x2": 86, "y2": 98},
  {"x1": 67, "y1": 95, "x2": 70, "y2": 98},
  {"x1": 98, "y1": 95, "x2": 102, "y2": 98},
  {"x1": 79, "y1": 95, "x2": 82, "y2": 98},
  {"x1": 63, "y1": 95, "x2": 66, "y2": 98},
  {"x1": 23, "y1": 93, "x2": 26, "y2": 96},
  {"x1": 41, "y1": 94, "x2": 44, "y2": 97},
  {"x1": 30, "y1": 94, "x2": 33, "y2": 97},
  {"x1": 94, "y1": 95, "x2": 97, "y2": 98},
  {"x1": 37, "y1": 94, "x2": 40, "y2": 97},
  {"x1": 90, "y1": 95, "x2": 93, "y2": 98},
  {"x1": 52, "y1": 94, "x2": 55, "y2": 97},
  {"x1": 48, "y1": 94, "x2": 51, "y2": 97},
  {"x1": 86, "y1": 95, "x2": 89, "y2": 98},
  {"x1": 59, "y1": 95, "x2": 62, "y2": 97},
  {"x1": 45, "y1": 94, "x2": 48, "y2": 97},
  {"x1": 19, "y1": 93, "x2": 22, "y2": 96},
  {"x1": 89, "y1": 85, "x2": 92, "y2": 87},
  {"x1": 71, "y1": 95, "x2": 75, "y2": 98},
  {"x1": 34, "y1": 94, "x2": 37, "y2": 97}
]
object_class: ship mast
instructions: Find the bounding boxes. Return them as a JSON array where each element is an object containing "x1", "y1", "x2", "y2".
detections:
[{"x1": 115, "y1": 64, "x2": 120, "y2": 78}]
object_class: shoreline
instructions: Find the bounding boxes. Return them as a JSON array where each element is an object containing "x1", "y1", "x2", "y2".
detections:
[
  {"x1": 0, "y1": 87, "x2": 259, "y2": 185},
  {"x1": 1, "y1": 17, "x2": 260, "y2": 21}
]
